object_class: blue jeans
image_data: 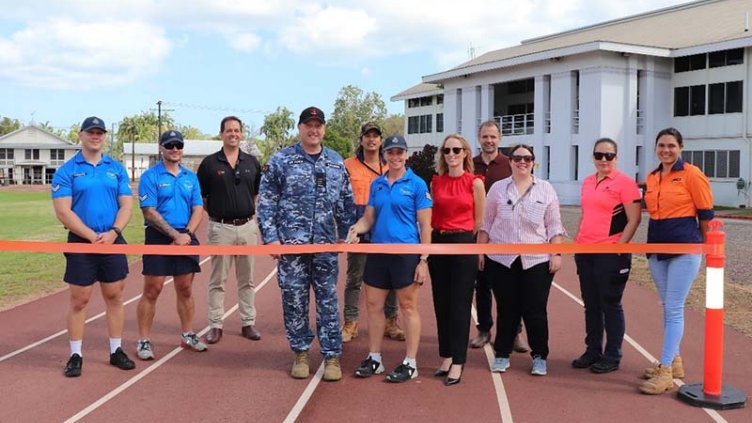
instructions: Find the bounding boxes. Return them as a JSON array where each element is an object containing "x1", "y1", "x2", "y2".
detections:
[{"x1": 648, "y1": 254, "x2": 701, "y2": 365}]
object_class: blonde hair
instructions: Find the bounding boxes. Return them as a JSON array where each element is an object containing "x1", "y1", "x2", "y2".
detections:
[{"x1": 436, "y1": 134, "x2": 474, "y2": 175}]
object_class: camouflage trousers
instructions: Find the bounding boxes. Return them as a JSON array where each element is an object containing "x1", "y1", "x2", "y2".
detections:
[{"x1": 278, "y1": 253, "x2": 342, "y2": 358}]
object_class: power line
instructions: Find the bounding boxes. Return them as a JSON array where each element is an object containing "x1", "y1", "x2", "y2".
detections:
[{"x1": 162, "y1": 101, "x2": 269, "y2": 115}]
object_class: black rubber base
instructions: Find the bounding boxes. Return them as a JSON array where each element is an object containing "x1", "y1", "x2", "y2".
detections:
[{"x1": 678, "y1": 383, "x2": 747, "y2": 410}]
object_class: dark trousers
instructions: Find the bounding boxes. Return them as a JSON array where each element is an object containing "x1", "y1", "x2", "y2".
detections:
[
  {"x1": 428, "y1": 231, "x2": 476, "y2": 364},
  {"x1": 574, "y1": 253, "x2": 631, "y2": 362},
  {"x1": 474, "y1": 267, "x2": 494, "y2": 332},
  {"x1": 487, "y1": 257, "x2": 553, "y2": 359}
]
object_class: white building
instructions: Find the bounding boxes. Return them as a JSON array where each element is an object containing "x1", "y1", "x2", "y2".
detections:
[
  {"x1": 122, "y1": 140, "x2": 224, "y2": 180},
  {"x1": 391, "y1": 83, "x2": 445, "y2": 152},
  {"x1": 394, "y1": 0, "x2": 752, "y2": 206},
  {"x1": 0, "y1": 124, "x2": 81, "y2": 185}
]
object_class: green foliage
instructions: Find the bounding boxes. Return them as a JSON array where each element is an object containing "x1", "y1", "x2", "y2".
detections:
[
  {"x1": 323, "y1": 130, "x2": 353, "y2": 159},
  {"x1": 327, "y1": 85, "x2": 388, "y2": 150},
  {"x1": 382, "y1": 114, "x2": 405, "y2": 137},
  {"x1": 0, "y1": 116, "x2": 22, "y2": 136},
  {"x1": 259, "y1": 106, "x2": 296, "y2": 164},
  {"x1": 406, "y1": 144, "x2": 438, "y2": 186},
  {"x1": 178, "y1": 125, "x2": 213, "y2": 140}
]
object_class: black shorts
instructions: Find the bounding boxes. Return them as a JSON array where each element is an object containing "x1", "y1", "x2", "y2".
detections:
[
  {"x1": 142, "y1": 226, "x2": 201, "y2": 276},
  {"x1": 363, "y1": 253, "x2": 420, "y2": 290},
  {"x1": 63, "y1": 232, "x2": 129, "y2": 286}
]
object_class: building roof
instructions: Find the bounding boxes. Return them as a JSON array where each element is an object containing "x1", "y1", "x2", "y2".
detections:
[
  {"x1": 122, "y1": 140, "x2": 224, "y2": 156},
  {"x1": 0, "y1": 124, "x2": 81, "y2": 149},
  {"x1": 390, "y1": 83, "x2": 443, "y2": 101},
  {"x1": 424, "y1": 0, "x2": 752, "y2": 82}
]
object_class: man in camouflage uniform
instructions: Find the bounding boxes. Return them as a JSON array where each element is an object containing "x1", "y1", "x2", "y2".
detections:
[{"x1": 257, "y1": 106, "x2": 355, "y2": 382}]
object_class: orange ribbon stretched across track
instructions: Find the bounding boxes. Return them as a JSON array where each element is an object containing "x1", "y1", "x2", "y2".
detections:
[{"x1": 0, "y1": 240, "x2": 715, "y2": 256}]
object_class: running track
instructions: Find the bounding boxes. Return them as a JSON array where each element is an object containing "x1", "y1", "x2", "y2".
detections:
[{"x1": 0, "y1": 227, "x2": 750, "y2": 422}]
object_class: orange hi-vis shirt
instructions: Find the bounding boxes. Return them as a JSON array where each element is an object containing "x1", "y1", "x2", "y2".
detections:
[
  {"x1": 644, "y1": 158, "x2": 714, "y2": 258},
  {"x1": 344, "y1": 150, "x2": 385, "y2": 212},
  {"x1": 576, "y1": 169, "x2": 641, "y2": 244}
]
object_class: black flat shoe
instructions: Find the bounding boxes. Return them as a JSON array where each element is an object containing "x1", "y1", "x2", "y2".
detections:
[{"x1": 444, "y1": 364, "x2": 463, "y2": 386}]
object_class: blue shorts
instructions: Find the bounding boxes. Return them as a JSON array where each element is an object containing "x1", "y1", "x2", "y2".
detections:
[
  {"x1": 142, "y1": 227, "x2": 201, "y2": 276},
  {"x1": 63, "y1": 232, "x2": 129, "y2": 286},
  {"x1": 363, "y1": 253, "x2": 420, "y2": 290}
]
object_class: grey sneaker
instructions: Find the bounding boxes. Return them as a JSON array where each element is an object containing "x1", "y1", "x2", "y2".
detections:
[
  {"x1": 531, "y1": 355, "x2": 547, "y2": 376},
  {"x1": 491, "y1": 357, "x2": 510, "y2": 373},
  {"x1": 180, "y1": 333, "x2": 208, "y2": 352},
  {"x1": 136, "y1": 339, "x2": 154, "y2": 360}
]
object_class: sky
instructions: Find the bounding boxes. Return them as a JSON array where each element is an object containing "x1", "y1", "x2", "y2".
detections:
[{"x1": 0, "y1": 0, "x2": 692, "y2": 138}]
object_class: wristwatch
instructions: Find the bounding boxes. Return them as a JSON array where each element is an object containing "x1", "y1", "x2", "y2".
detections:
[{"x1": 110, "y1": 226, "x2": 122, "y2": 236}]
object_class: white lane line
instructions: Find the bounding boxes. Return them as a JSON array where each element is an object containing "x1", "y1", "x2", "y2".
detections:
[
  {"x1": 64, "y1": 268, "x2": 277, "y2": 423},
  {"x1": 472, "y1": 306, "x2": 514, "y2": 423},
  {"x1": 283, "y1": 361, "x2": 326, "y2": 423},
  {"x1": 552, "y1": 280, "x2": 728, "y2": 423},
  {"x1": 0, "y1": 256, "x2": 212, "y2": 363}
]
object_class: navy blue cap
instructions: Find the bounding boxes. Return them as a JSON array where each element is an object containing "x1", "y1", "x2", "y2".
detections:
[
  {"x1": 159, "y1": 130, "x2": 184, "y2": 145},
  {"x1": 383, "y1": 134, "x2": 407, "y2": 151},
  {"x1": 298, "y1": 106, "x2": 326, "y2": 125},
  {"x1": 80, "y1": 116, "x2": 107, "y2": 132}
]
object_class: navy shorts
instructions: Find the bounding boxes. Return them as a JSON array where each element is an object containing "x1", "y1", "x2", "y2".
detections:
[
  {"x1": 363, "y1": 253, "x2": 420, "y2": 290},
  {"x1": 63, "y1": 232, "x2": 129, "y2": 286},
  {"x1": 142, "y1": 227, "x2": 201, "y2": 277}
]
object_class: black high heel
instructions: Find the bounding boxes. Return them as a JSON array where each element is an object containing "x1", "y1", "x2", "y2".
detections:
[
  {"x1": 445, "y1": 364, "x2": 464, "y2": 386},
  {"x1": 434, "y1": 368, "x2": 449, "y2": 377}
]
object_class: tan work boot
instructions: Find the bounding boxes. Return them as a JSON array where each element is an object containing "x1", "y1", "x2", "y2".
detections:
[
  {"x1": 342, "y1": 321, "x2": 358, "y2": 343},
  {"x1": 384, "y1": 317, "x2": 406, "y2": 341},
  {"x1": 642, "y1": 356, "x2": 684, "y2": 379},
  {"x1": 323, "y1": 357, "x2": 342, "y2": 381},
  {"x1": 291, "y1": 351, "x2": 310, "y2": 379},
  {"x1": 638, "y1": 364, "x2": 674, "y2": 394}
]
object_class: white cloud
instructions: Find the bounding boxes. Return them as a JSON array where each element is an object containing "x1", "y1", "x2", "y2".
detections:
[
  {"x1": 361, "y1": 67, "x2": 373, "y2": 78},
  {"x1": 278, "y1": 5, "x2": 378, "y2": 57}
]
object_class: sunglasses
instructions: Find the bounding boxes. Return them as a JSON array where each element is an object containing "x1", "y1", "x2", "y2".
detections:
[
  {"x1": 442, "y1": 147, "x2": 464, "y2": 155},
  {"x1": 593, "y1": 152, "x2": 616, "y2": 161},
  {"x1": 511, "y1": 155, "x2": 534, "y2": 163},
  {"x1": 163, "y1": 142, "x2": 184, "y2": 150},
  {"x1": 234, "y1": 169, "x2": 241, "y2": 185}
]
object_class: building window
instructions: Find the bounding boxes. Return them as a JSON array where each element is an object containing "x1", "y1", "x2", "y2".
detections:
[
  {"x1": 25, "y1": 149, "x2": 40, "y2": 160},
  {"x1": 419, "y1": 114, "x2": 432, "y2": 133},
  {"x1": 0, "y1": 149, "x2": 13, "y2": 160},
  {"x1": 674, "y1": 85, "x2": 706, "y2": 116},
  {"x1": 50, "y1": 149, "x2": 65, "y2": 161},
  {"x1": 436, "y1": 113, "x2": 444, "y2": 133},
  {"x1": 682, "y1": 150, "x2": 740, "y2": 178},
  {"x1": 507, "y1": 79, "x2": 534, "y2": 94},
  {"x1": 709, "y1": 48, "x2": 744, "y2": 68},
  {"x1": 408, "y1": 116, "x2": 419, "y2": 134},
  {"x1": 571, "y1": 145, "x2": 579, "y2": 180},
  {"x1": 408, "y1": 98, "x2": 420, "y2": 108},
  {"x1": 674, "y1": 53, "x2": 707, "y2": 73},
  {"x1": 420, "y1": 96, "x2": 432, "y2": 106},
  {"x1": 708, "y1": 81, "x2": 743, "y2": 114},
  {"x1": 436, "y1": 94, "x2": 444, "y2": 105}
]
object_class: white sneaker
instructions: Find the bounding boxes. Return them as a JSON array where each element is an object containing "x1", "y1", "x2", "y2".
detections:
[
  {"x1": 531, "y1": 356, "x2": 547, "y2": 376},
  {"x1": 180, "y1": 333, "x2": 208, "y2": 352},
  {"x1": 136, "y1": 339, "x2": 154, "y2": 360},
  {"x1": 492, "y1": 357, "x2": 510, "y2": 373}
]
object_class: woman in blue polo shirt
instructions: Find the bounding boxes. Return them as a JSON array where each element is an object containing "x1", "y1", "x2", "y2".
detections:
[{"x1": 347, "y1": 135, "x2": 432, "y2": 383}]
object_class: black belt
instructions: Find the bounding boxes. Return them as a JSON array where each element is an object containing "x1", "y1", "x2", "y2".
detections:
[
  {"x1": 210, "y1": 217, "x2": 253, "y2": 226},
  {"x1": 435, "y1": 229, "x2": 473, "y2": 235}
]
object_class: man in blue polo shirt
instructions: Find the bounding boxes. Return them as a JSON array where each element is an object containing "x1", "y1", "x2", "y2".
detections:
[
  {"x1": 51, "y1": 116, "x2": 136, "y2": 378},
  {"x1": 136, "y1": 130, "x2": 206, "y2": 360}
]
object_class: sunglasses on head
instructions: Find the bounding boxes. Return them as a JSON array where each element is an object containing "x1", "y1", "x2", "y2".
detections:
[
  {"x1": 163, "y1": 142, "x2": 184, "y2": 150},
  {"x1": 442, "y1": 147, "x2": 463, "y2": 155},
  {"x1": 593, "y1": 152, "x2": 616, "y2": 161},
  {"x1": 511, "y1": 155, "x2": 534, "y2": 163}
]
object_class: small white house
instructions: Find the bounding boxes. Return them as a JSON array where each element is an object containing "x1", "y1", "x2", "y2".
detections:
[
  {"x1": 122, "y1": 140, "x2": 224, "y2": 180},
  {"x1": 0, "y1": 124, "x2": 81, "y2": 185}
]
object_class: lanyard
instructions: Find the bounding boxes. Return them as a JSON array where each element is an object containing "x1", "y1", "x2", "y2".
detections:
[{"x1": 507, "y1": 182, "x2": 534, "y2": 209}]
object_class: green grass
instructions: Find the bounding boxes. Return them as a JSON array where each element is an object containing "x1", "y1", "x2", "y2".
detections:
[
  {"x1": 714, "y1": 205, "x2": 752, "y2": 215},
  {"x1": 0, "y1": 192, "x2": 145, "y2": 310}
]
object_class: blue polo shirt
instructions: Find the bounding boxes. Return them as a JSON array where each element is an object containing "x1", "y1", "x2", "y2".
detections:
[
  {"x1": 51, "y1": 152, "x2": 132, "y2": 233},
  {"x1": 139, "y1": 161, "x2": 203, "y2": 229},
  {"x1": 368, "y1": 168, "x2": 432, "y2": 244}
]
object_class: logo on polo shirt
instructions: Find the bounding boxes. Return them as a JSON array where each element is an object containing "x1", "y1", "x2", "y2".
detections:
[
  {"x1": 51, "y1": 184, "x2": 60, "y2": 192},
  {"x1": 139, "y1": 194, "x2": 148, "y2": 202},
  {"x1": 106, "y1": 170, "x2": 118, "y2": 179}
]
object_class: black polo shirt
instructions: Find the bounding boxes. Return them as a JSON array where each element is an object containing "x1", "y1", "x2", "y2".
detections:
[{"x1": 197, "y1": 148, "x2": 261, "y2": 220}]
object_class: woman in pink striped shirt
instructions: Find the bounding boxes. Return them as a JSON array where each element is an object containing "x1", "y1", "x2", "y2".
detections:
[{"x1": 477, "y1": 144, "x2": 566, "y2": 376}]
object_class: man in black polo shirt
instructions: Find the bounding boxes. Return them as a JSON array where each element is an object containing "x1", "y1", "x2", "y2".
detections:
[{"x1": 197, "y1": 116, "x2": 262, "y2": 344}]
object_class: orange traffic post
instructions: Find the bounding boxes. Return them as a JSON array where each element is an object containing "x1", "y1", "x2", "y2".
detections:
[{"x1": 678, "y1": 219, "x2": 747, "y2": 409}]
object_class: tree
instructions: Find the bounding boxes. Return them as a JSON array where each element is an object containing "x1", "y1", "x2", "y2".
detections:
[
  {"x1": 259, "y1": 106, "x2": 295, "y2": 164},
  {"x1": 115, "y1": 111, "x2": 176, "y2": 160},
  {"x1": 178, "y1": 125, "x2": 213, "y2": 140},
  {"x1": 382, "y1": 114, "x2": 405, "y2": 137},
  {"x1": 327, "y1": 85, "x2": 388, "y2": 152},
  {"x1": 406, "y1": 144, "x2": 438, "y2": 186},
  {"x1": 323, "y1": 131, "x2": 352, "y2": 159},
  {"x1": 0, "y1": 116, "x2": 22, "y2": 136}
]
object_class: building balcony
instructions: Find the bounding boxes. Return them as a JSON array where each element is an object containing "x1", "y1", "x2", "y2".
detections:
[{"x1": 495, "y1": 113, "x2": 534, "y2": 136}]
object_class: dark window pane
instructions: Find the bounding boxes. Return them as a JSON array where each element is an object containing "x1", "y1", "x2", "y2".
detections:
[
  {"x1": 7, "y1": 149, "x2": 12, "y2": 159},
  {"x1": 0, "y1": 150, "x2": 4, "y2": 160},
  {"x1": 727, "y1": 48, "x2": 744, "y2": 65},
  {"x1": 674, "y1": 87, "x2": 689, "y2": 116},
  {"x1": 427, "y1": 114, "x2": 432, "y2": 133},
  {"x1": 681, "y1": 150, "x2": 692, "y2": 163},
  {"x1": 408, "y1": 99, "x2": 419, "y2": 108},
  {"x1": 709, "y1": 51, "x2": 726, "y2": 68},
  {"x1": 717, "y1": 151, "x2": 728, "y2": 178},
  {"x1": 708, "y1": 83, "x2": 725, "y2": 114},
  {"x1": 704, "y1": 151, "x2": 715, "y2": 177},
  {"x1": 726, "y1": 81, "x2": 743, "y2": 113},
  {"x1": 730, "y1": 150, "x2": 740, "y2": 178},
  {"x1": 436, "y1": 113, "x2": 444, "y2": 132},
  {"x1": 692, "y1": 151, "x2": 704, "y2": 168},
  {"x1": 674, "y1": 56, "x2": 690, "y2": 73},
  {"x1": 689, "y1": 54, "x2": 706, "y2": 70},
  {"x1": 437, "y1": 94, "x2": 444, "y2": 105},
  {"x1": 690, "y1": 85, "x2": 705, "y2": 115}
]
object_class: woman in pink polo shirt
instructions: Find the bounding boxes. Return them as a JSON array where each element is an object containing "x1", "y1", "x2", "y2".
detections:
[{"x1": 572, "y1": 138, "x2": 641, "y2": 374}]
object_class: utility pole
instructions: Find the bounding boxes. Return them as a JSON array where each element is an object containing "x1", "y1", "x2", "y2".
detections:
[
  {"x1": 130, "y1": 127, "x2": 136, "y2": 181},
  {"x1": 157, "y1": 99, "x2": 163, "y2": 142}
]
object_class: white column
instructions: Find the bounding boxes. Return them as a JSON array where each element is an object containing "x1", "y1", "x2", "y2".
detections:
[{"x1": 549, "y1": 71, "x2": 574, "y2": 181}]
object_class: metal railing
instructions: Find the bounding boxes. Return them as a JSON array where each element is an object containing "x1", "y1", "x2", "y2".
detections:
[{"x1": 495, "y1": 113, "x2": 534, "y2": 136}]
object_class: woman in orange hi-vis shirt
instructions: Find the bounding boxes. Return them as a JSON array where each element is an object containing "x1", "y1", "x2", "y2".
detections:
[{"x1": 639, "y1": 127, "x2": 713, "y2": 395}]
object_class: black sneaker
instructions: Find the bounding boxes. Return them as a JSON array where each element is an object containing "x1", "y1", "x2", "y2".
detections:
[
  {"x1": 590, "y1": 358, "x2": 619, "y2": 374},
  {"x1": 571, "y1": 353, "x2": 600, "y2": 369},
  {"x1": 110, "y1": 347, "x2": 136, "y2": 370},
  {"x1": 355, "y1": 357, "x2": 385, "y2": 378},
  {"x1": 386, "y1": 362, "x2": 417, "y2": 383},
  {"x1": 64, "y1": 354, "x2": 82, "y2": 378}
]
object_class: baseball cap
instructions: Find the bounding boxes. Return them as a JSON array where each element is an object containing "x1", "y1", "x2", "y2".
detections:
[
  {"x1": 159, "y1": 130, "x2": 184, "y2": 145},
  {"x1": 360, "y1": 122, "x2": 382, "y2": 137},
  {"x1": 383, "y1": 135, "x2": 407, "y2": 151},
  {"x1": 80, "y1": 116, "x2": 107, "y2": 132},
  {"x1": 298, "y1": 106, "x2": 326, "y2": 125}
]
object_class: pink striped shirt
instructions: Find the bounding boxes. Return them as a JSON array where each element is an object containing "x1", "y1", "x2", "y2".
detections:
[{"x1": 481, "y1": 176, "x2": 566, "y2": 269}]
